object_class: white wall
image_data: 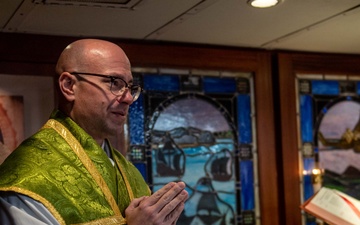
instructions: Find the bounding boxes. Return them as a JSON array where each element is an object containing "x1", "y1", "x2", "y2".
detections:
[{"x1": 0, "y1": 74, "x2": 54, "y2": 140}]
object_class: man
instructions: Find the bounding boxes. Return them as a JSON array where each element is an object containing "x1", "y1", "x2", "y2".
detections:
[{"x1": 0, "y1": 39, "x2": 188, "y2": 225}]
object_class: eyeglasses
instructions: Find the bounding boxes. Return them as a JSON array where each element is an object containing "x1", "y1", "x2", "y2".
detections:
[{"x1": 70, "y1": 72, "x2": 142, "y2": 102}]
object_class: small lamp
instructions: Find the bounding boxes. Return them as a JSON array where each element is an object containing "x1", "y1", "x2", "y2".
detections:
[
  {"x1": 311, "y1": 168, "x2": 323, "y2": 192},
  {"x1": 248, "y1": 0, "x2": 281, "y2": 8}
]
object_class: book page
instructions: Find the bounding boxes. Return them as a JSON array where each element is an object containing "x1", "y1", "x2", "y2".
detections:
[
  {"x1": 310, "y1": 187, "x2": 360, "y2": 224},
  {"x1": 334, "y1": 190, "x2": 360, "y2": 210}
]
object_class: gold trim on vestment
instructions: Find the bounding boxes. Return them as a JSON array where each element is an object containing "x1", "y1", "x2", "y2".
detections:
[
  {"x1": 0, "y1": 186, "x2": 66, "y2": 225},
  {"x1": 72, "y1": 216, "x2": 126, "y2": 225},
  {"x1": 43, "y1": 119, "x2": 123, "y2": 218},
  {"x1": 112, "y1": 149, "x2": 134, "y2": 201}
]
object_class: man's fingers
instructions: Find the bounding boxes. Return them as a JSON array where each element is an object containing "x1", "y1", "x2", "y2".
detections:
[
  {"x1": 141, "y1": 182, "x2": 187, "y2": 214},
  {"x1": 158, "y1": 189, "x2": 188, "y2": 217},
  {"x1": 158, "y1": 182, "x2": 186, "y2": 208},
  {"x1": 146, "y1": 182, "x2": 184, "y2": 205},
  {"x1": 128, "y1": 196, "x2": 148, "y2": 209},
  {"x1": 166, "y1": 198, "x2": 186, "y2": 224},
  {"x1": 125, "y1": 182, "x2": 188, "y2": 225}
]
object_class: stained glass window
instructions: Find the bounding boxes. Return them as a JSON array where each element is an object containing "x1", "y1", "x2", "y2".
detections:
[
  {"x1": 128, "y1": 68, "x2": 259, "y2": 225},
  {"x1": 296, "y1": 74, "x2": 360, "y2": 225}
]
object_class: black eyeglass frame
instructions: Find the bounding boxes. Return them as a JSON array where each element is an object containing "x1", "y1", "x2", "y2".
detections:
[{"x1": 69, "y1": 72, "x2": 142, "y2": 101}]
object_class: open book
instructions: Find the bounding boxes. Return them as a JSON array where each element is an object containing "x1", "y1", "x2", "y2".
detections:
[{"x1": 301, "y1": 187, "x2": 360, "y2": 225}]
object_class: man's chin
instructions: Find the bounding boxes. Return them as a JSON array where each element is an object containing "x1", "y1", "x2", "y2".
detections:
[{"x1": 107, "y1": 123, "x2": 125, "y2": 135}]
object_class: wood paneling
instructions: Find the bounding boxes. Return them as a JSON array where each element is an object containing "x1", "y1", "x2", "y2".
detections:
[{"x1": 277, "y1": 51, "x2": 360, "y2": 225}]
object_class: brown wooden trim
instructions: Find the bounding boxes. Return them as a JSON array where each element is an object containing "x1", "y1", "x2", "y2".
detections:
[
  {"x1": 255, "y1": 53, "x2": 280, "y2": 225},
  {"x1": 280, "y1": 51, "x2": 360, "y2": 74},
  {"x1": 278, "y1": 53, "x2": 301, "y2": 225},
  {"x1": 0, "y1": 32, "x2": 279, "y2": 225},
  {"x1": 0, "y1": 33, "x2": 264, "y2": 75},
  {"x1": 120, "y1": 43, "x2": 260, "y2": 71},
  {"x1": 0, "y1": 61, "x2": 54, "y2": 76}
]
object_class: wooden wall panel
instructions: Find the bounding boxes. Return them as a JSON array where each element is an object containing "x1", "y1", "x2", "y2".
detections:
[{"x1": 277, "y1": 51, "x2": 360, "y2": 225}]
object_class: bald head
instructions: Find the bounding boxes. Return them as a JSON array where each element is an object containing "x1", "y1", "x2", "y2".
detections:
[
  {"x1": 53, "y1": 38, "x2": 135, "y2": 145},
  {"x1": 55, "y1": 39, "x2": 130, "y2": 76},
  {"x1": 54, "y1": 39, "x2": 133, "y2": 113}
]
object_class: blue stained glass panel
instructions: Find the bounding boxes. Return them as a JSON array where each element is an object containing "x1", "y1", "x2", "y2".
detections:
[
  {"x1": 203, "y1": 77, "x2": 236, "y2": 93},
  {"x1": 237, "y1": 94, "x2": 252, "y2": 144},
  {"x1": 240, "y1": 160, "x2": 254, "y2": 210},
  {"x1": 129, "y1": 94, "x2": 145, "y2": 144},
  {"x1": 143, "y1": 74, "x2": 179, "y2": 92},
  {"x1": 303, "y1": 157, "x2": 315, "y2": 200},
  {"x1": 300, "y1": 95, "x2": 313, "y2": 143},
  {"x1": 311, "y1": 80, "x2": 339, "y2": 95},
  {"x1": 357, "y1": 82, "x2": 360, "y2": 95},
  {"x1": 128, "y1": 71, "x2": 256, "y2": 225},
  {"x1": 297, "y1": 76, "x2": 360, "y2": 225},
  {"x1": 314, "y1": 146, "x2": 318, "y2": 154},
  {"x1": 134, "y1": 162, "x2": 147, "y2": 181},
  {"x1": 150, "y1": 96, "x2": 237, "y2": 225}
]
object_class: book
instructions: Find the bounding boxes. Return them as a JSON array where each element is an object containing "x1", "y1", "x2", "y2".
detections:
[{"x1": 301, "y1": 187, "x2": 360, "y2": 225}]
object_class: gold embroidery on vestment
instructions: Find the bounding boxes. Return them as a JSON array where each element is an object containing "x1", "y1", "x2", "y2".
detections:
[
  {"x1": 43, "y1": 119, "x2": 123, "y2": 218},
  {"x1": 112, "y1": 149, "x2": 134, "y2": 201},
  {"x1": 72, "y1": 216, "x2": 126, "y2": 225}
]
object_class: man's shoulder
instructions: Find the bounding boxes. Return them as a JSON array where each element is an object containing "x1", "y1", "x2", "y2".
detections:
[
  {"x1": 0, "y1": 127, "x2": 69, "y2": 186},
  {"x1": 1, "y1": 127, "x2": 60, "y2": 164}
]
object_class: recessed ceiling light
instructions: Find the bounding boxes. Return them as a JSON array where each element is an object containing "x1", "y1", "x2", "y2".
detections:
[{"x1": 248, "y1": 0, "x2": 281, "y2": 8}]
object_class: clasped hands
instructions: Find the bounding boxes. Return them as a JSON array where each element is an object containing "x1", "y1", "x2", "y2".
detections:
[{"x1": 125, "y1": 181, "x2": 188, "y2": 225}]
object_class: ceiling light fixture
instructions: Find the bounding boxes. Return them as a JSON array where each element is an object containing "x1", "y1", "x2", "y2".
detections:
[{"x1": 247, "y1": 0, "x2": 281, "y2": 8}]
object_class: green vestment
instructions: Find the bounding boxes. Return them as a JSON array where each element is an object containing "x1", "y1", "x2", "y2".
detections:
[{"x1": 0, "y1": 110, "x2": 150, "y2": 225}]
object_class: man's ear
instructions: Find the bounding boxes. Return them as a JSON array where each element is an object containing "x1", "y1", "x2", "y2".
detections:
[{"x1": 59, "y1": 72, "x2": 76, "y2": 101}]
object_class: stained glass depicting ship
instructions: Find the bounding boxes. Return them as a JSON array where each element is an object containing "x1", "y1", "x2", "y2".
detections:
[{"x1": 128, "y1": 69, "x2": 258, "y2": 225}]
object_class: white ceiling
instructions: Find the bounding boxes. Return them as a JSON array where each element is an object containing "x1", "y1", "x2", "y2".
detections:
[{"x1": 2, "y1": 0, "x2": 360, "y2": 54}]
